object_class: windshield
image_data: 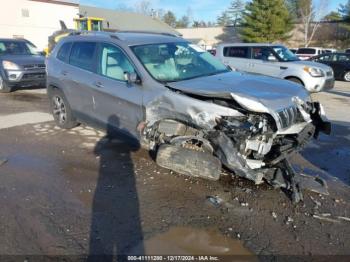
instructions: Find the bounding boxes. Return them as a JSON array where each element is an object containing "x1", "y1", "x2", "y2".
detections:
[
  {"x1": 272, "y1": 46, "x2": 299, "y2": 62},
  {"x1": 131, "y1": 42, "x2": 229, "y2": 82},
  {"x1": 0, "y1": 40, "x2": 39, "y2": 55}
]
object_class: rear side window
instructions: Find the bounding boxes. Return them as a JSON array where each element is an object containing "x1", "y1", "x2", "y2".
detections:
[
  {"x1": 69, "y1": 42, "x2": 96, "y2": 72},
  {"x1": 297, "y1": 48, "x2": 316, "y2": 55},
  {"x1": 335, "y1": 54, "x2": 350, "y2": 62},
  {"x1": 223, "y1": 46, "x2": 249, "y2": 58},
  {"x1": 57, "y1": 42, "x2": 71, "y2": 62}
]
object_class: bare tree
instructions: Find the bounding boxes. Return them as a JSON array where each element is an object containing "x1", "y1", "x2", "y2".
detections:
[
  {"x1": 298, "y1": 0, "x2": 329, "y2": 47},
  {"x1": 135, "y1": 0, "x2": 153, "y2": 16}
]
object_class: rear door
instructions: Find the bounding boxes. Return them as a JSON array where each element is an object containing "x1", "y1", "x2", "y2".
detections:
[
  {"x1": 221, "y1": 46, "x2": 250, "y2": 72},
  {"x1": 65, "y1": 41, "x2": 97, "y2": 120},
  {"x1": 91, "y1": 42, "x2": 143, "y2": 138}
]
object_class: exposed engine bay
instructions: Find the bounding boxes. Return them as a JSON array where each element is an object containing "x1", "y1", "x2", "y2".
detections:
[{"x1": 142, "y1": 90, "x2": 331, "y2": 203}]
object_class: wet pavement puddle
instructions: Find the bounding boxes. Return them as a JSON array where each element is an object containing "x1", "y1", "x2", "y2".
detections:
[{"x1": 131, "y1": 227, "x2": 255, "y2": 258}]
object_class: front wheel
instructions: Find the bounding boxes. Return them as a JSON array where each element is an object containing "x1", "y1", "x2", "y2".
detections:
[
  {"x1": 286, "y1": 77, "x2": 304, "y2": 86},
  {"x1": 49, "y1": 88, "x2": 78, "y2": 129},
  {"x1": 0, "y1": 76, "x2": 12, "y2": 93},
  {"x1": 344, "y1": 71, "x2": 350, "y2": 82}
]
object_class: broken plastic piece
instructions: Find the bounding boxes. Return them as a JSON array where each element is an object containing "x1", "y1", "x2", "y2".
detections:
[{"x1": 156, "y1": 144, "x2": 222, "y2": 181}]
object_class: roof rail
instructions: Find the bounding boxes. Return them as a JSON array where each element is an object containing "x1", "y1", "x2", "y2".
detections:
[
  {"x1": 68, "y1": 30, "x2": 120, "y2": 39},
  {"x1": 117, "y1": 30, "x2": 180, "y2": 37}
]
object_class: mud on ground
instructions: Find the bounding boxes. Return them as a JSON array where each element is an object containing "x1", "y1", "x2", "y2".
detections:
[{"x1": 0, "y1": 85, "x2": 349, "y2": 258}]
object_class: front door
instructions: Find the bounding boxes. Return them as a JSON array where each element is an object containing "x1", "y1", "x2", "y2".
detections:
[
  {"x1": 249, "y1": 47, "x2": 280, "y2": 77},
  {"x1": 91, "y1": 42, "x2": 143, "y2": 139}
]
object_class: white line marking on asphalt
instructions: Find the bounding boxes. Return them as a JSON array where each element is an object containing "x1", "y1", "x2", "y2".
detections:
[{"x1": 0, "y1": 112, "x2": 53, "y2": 129}]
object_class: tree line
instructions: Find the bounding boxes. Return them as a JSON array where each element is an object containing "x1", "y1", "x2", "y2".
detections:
[
  {"x1": 217, "y1": 0, "x2": 350, "y2": 46},
  {"x1": 122, "y1": 0, "x2": 350, "y2": 46}
]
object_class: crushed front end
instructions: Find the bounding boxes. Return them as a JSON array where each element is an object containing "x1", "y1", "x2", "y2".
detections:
[{"x1": 142, "y1": 89, "x2": 331, "y2": 203}]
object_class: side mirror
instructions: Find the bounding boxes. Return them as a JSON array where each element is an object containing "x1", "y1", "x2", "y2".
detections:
[
  {"x1": 267, "y1": 55, "x2": 278, "y2": 62},
  {"x1": 124, "y1": 72, "x2": 141, "y2": 85}
]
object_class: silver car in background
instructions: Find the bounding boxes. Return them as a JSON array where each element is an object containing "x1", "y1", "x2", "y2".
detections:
[
  {"x1": 46, "y1": 32, "x2": 331, "y2": 202},
  {"x1": 0, "y1": 38, "x2": 46, "y2": 93},
  {"x1": 215, "y1": 43, "x2": 334, "y2": 92}
]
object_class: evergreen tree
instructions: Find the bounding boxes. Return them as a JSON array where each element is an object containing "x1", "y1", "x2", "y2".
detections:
[
  {"x1": 227, "y1": 0, "x2": 245, "y2": 26},
  {"x1": 176, "y1": 15, "x2": 190, "y2": 28},
  {"x1": 162, "y1": 11, "x2": 177, "y2": 28},
  {"x1": 339, "y1": 0, "x2": 350, "y2": 21},
  {"x1": 240, "y1": 0, "x2": 293, "y2": 42},
  {"x1": 323, "y1": 11, "x2": 342, "y2": 22},
  {"x1": 216, "y1": 11, "x2": 232, "y2": 26}
]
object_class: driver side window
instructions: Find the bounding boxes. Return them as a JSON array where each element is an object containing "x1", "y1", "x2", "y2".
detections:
[
  {"x1": 98, "y1": 43, "x2": 135, "y2": 81},
  {"x1": 252, "y1": 47, "x2": 276, "y2": 61}
]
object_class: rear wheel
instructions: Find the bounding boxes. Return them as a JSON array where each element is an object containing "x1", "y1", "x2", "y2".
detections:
[
  {"x1": 286, "y1": 77, "x2": 304, "y2": 86},
  {"x1": 344, "y1": 71, "x2": 350, "y2": 82},
  {"x1": 49, "y1": 88, "x2": 77, "y2": 129},
  {"x1": 0, "y1": 76, "x2": 12, "y2": 93}
]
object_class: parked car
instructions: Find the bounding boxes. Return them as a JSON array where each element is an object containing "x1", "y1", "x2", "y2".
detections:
[
  {"x1": 325, "y1": 48, "x2": 337, "y2": 53},
  {"x1": 289, "y1": 48, "x2": 298, "y2": 54},
  {"x1": 215, "y1": 43, "x2": 334, "y2": 92},
  {"x1": 296, "y1": 47, "x2": 327, "y2": 60},
  {"x1": 46, "y1": 32, "x2": 331, "y2": 201},
  {"x1": 309, "y1": 53, "x2": 350, "y2": 82},
  {"x1": 0, "y1": 38, "x2": 46, "y2": 93}
]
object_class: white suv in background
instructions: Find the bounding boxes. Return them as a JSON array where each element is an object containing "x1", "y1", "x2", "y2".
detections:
[
  {"x1": 215, "y1": 43, "x2": 334, "y2": 93},
  {"x1": 296, "y1": 47, "x2": 327, "y2": 60}
]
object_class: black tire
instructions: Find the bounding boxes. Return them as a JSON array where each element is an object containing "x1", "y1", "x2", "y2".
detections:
[
  {"x1": 0, "y1": 76, "x2": 12, "y2": 93},
  {"x1": 344, "y1": 71, "x2": 350, "y2": 82},
  {"x1": 49, "y1": 88, "x2": 78, "y2": 129},
  {"x1": 286, "y1": 77, "x2": 304, "y2": 86}
]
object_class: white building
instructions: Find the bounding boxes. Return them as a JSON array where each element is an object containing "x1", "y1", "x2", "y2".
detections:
[{"x1": 0, "y1": 0, "x2": 79, "y2": 50}]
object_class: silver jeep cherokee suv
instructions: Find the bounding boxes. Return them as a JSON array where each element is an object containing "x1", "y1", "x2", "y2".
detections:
[{"x1": 47, "y1": 32, "x2": 331, "y2": 202}]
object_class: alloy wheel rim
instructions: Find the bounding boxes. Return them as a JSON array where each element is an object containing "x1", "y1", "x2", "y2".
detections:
[
  {"x1": 52, "y1": 96, "x2": 67, "y2": 124},
  {"x1": 345, "y1": 72, "x2": 350, "y2": 82}
]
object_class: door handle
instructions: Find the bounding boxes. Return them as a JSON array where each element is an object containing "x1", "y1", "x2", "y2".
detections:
[
  {"x1": 94, "y1": 81, "x2": 104, "y2": 88},
  {"x1": 61, "y1": 70, "x2": 68, "y2": 76}
]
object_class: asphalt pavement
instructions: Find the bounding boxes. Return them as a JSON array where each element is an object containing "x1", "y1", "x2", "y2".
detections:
[{"x1": 0, "y1": 82, "x2": 349, "y2": 258}]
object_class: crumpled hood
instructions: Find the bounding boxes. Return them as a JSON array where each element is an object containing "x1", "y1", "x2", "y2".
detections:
[
  {"x1": 167, "y1": 71, "x2": 310, "y2": 112},
  {"x1": 0, "y1": 55, "x2": 45, "y2": 67}
]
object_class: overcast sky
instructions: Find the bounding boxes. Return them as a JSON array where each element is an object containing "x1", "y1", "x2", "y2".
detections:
[{"x1": 80, "y1": 0, "x2": 346, "y2": 22}]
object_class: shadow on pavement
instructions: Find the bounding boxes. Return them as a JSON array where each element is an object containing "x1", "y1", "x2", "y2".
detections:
[
  {"x1": 87, "y1": 115, "x2": 144, "y2": 261},
  {"x1": 301, "y1": 120, "x2": 350, "y2": 185},
  {"x1": 326, "y1": 90, "x2": 350, "y2": 98}
]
